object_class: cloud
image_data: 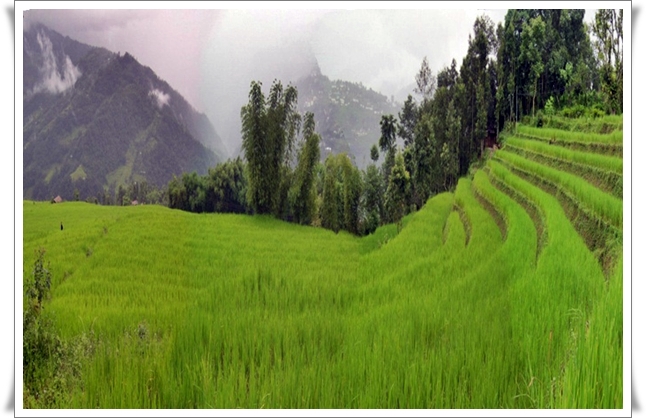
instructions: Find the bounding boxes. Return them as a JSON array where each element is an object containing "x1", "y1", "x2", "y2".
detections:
[
  {"x1": 24, "y1": 9, "x2": 152, "y2": 34},
  {"x1": 31, "y1": 31, "x2": 81, "y2": 95},
  {"x1": 149, "y1": 88, "x2": 170, "y2": 109}
]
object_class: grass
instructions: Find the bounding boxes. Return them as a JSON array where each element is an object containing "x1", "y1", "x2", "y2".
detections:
[
  {"x1": 22, "y1": 118, "x2": 624, "y2": 409},
  {"x1": 504, "y1": 137, "x2": 622, "y2": 175},
  {"x1": 514, "y1": 125, "x2": 623, "y2": 144},
  {"x1": 485, "y1": 160, "x2": 615, "y2": 407},
  {"x1": 533, "y1": 114, "x2": 623, "y2": 134},
  {"x1": 493, "y1": 150, "x2": 622, "y2": 231}
]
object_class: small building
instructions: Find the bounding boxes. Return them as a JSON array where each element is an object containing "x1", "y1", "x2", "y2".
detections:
[{"x1": 53, "y1": 195, "x2": 63, "y2": 204}]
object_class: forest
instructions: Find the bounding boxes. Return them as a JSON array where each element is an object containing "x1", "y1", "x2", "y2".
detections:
[{"x1": 155, "y1": 9, "x2": 624, "y2": 236}]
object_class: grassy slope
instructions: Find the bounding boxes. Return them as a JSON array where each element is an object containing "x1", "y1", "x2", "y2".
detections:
[{"x1": 22, "y1": 121, "x2": 623, "y2": 409}]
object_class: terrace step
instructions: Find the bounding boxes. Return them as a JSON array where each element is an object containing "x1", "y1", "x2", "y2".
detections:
[
  {"x1": 503, "y1": 142, "x2": 622, "y2": 199},
  {"x1": 493, "y1": 150, "x2": 622, "y2": 231},
  {"x1": 491, "y1": 157, "x2": 621, "y2": 277}
]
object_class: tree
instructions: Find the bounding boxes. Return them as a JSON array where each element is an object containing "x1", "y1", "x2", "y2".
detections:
[
  {"x1": 370, "y1": 144, "x2": 379, "y2": 163},
  {"x1": 521, "y1": 15, "x2": 546, "y2": 117},
  {"x1": 414, "y1": 56, "x2": 436, "y2": 102},
  {"x1": 321, "y1": 154, "x2": 340, "y2": 233},
  {"x1": 208, "y1": 157, "x2": 248, "y2": 214},
  {"x1": 240, "y1": 80, "x2": 302, "y2": 216},
  {"x1": 379, "y1": 114, "x2": 398, "y2": 186},
  {"x1": 411, "y1": 112, "x2": 436, "y2": 207},
  {"x1": 397, "y1": 95, "x2": 417, "y2": 148},
  {"x1": 240, "y1": 81, "x2": 268, "y2": 214},
  {"x1": 378, "y1": 114, "x2": 397, "y2": 153},
  {"x1": 385, "y1": 152, "x2": 411, "y2": 232},
  {"x1": 167, "y1": 175, "x2": 187, "y2": 210},
  {"x1": 339, "y1": 154, "x2": 362, "y2": 235},
  {"x1": 592, "y1": 9, "x2": 623, "y2": 114},
  {"x1": 290, "y1": 112, "x2": 321, "y2": 225},
  {"x1": 361, "y1": 163, "x2": 384, "y2": 234}
]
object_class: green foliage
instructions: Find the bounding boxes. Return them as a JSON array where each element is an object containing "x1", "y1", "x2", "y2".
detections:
[
  {"x1": 340, "y1": 155, "x2": 363, "y2": 235},
  {"x1": 378, "y1": 114, "x2": 397, "y2": 154},
  {"x1": 361, "y1": 164, "x2": 384, "y2": 234},
  {"x1": 321, "y1": 155, "x2": 340, "y2": 233},
  {"x1": 207, "y1": 157, "x2": 249, "y2": 214},
  {"x1": 385, "y1": 152, "x2": 410, "y2": 230},
  {"x1": 319, "y1": 153, "x2": 363, "y2": 235},
  {"x1": 411, "y1": 113, "x2": 435, "y2": 205},
  {"x1": 290, "y1": 113, "x2": 321, "y2": 225},
  {"x1": 397, "y1": 95, "x2": 417, "y2": 148},
  {"x1": 544, "y1": 96, "x2": 555, "y2": 117},
  {"x1": 369, "y1": 144, "x2": 379, "y2": 163},
  {"x1": 241, "y1": 81, "x2": 270, "y2": 214},
  {"x1": 241, "y1": 80, "x2": 301, "y2": 217},
  {"x1": 414, "y1": 56, "x2": 436, "y2": 101},
  {"x1": 23, "y1": 248, "x2": 91, "y2": 408}
]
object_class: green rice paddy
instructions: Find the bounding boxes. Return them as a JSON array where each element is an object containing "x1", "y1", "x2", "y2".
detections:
[{"x1": 22, "y1": 120, "x2": 623, "y2": 409}]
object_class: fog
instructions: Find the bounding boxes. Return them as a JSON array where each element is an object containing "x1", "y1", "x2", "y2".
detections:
[
  {"x1": 30, "y1": 31, "x2": 81, "y2": 95},
  {"x1": 23, "y1": 5, "x2": 597, "y2": 157}
]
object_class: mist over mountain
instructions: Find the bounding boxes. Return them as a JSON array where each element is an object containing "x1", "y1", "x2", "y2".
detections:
[
  {"x1": 295, "y1": 63, "x2": 401, "y2": 168},
  {"x1": 23, "y1": 23, "x2": 228, "y2": 201}
]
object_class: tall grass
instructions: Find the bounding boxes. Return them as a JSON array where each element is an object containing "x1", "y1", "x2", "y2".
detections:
[
  {"x1": 22, "y1": 169, "x2": 622, "y2": 409},
  {"x1": 494, "y1": 150, "x2": 622, "y2": 230},
  {"x1": 515, "y1": 124, "x2": 623, "y2": 144},
  {"x1": 486, "y1": 160, "x2": 612, "y2": 407},
  {"x1": 505, "y1": 137, "x2": 622, "y2": 174}
]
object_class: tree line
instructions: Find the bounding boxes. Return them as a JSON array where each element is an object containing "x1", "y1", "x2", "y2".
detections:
[{"x1": 87, "y1": 9, "x2": 622, "y2": 237}]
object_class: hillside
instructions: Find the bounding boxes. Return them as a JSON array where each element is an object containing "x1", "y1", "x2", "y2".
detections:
[
  {"x1": 22, "y1": 117, "x2": 623, "y2": 409},
  {"x1": 23, "y1": 23, "x2": 228, "y2": 201},
  {"x1": 295, "y1": 63, "x2": 400, "y2": 168}
]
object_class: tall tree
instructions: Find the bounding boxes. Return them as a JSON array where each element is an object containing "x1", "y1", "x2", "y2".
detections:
[
  {"x1": 321, "y1": 154, "x2": 340, "y2": 233},
  {"x1": 290, "y1": 112, "x2": 321, "y2": 225},
  {"x1": 385, "y1": 151, "x2": 411, "y2": 232},
  {"x1": 241, "y1": 80, "x2": 301, "y2": 216},
  {"x1": 397, "y1": 95, "x2": 418, "y2": 148},
  {"x1": 592, "y1": 9, "x2": 623, "y2": 114},
  {"x1": 339, "y1": 154, "x2": 363, "y2": 235},
  {"x1": 414, "y1": 56, "x2": 436, "y2": 102},
  {"x1": 240, "y1": 81, "x2": 269, "y2": 214},
  {"x1": 520, "y1": 15, "x2": 546, "y2": 117},
  {"x1": 379, "y1": 114, "x2": 398, "y2": 186},
  {"x1": 361, "y1": 163, "x2": 384, "y2": 234}
]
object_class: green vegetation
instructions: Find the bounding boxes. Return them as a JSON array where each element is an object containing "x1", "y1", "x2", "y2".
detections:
[
  {"x1": 23, "y1": 115, "x2": 623, "y2": 406},
  {"x1": 504, "y1": 137, "x2": 622, "y2": 174},
  {"x1": 494, "y1": 149, "x2": 622, "y2": 230},
  {"x1": 514, "y1": 125, "x2": 623, "y2": 145},
  {"x1": 23, "y1": 8, "x2": 623, "y2": 410}
]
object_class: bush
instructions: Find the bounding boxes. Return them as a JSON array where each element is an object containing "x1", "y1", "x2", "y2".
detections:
[
  {"x1": 560, "y1": 104, "x2": 586, "y2": 119},
  {"x1": 23, "y1": 248, "x2": 95, "y2": 408},
  {"x1": 535, "y1": 110, "x2": 544, "y2": 128},
  {"x1": 544, "y1": 96, "x2": 555, "y2": 117}
]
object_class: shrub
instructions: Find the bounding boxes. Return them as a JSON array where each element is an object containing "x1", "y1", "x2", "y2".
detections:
[
  {"x1": 544, "y1": 96, "x2": 555, "y2": 117},
  {"x1": 23, "y1": 248, "x2": 94, "y2": 408},
  {"x1": 536, "y1": 110, "x2": 544, "y2": 128}
]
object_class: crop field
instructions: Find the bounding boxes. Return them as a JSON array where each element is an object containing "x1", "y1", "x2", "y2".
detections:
[{"x1": 22, "y1": 121, "x2": 623, "y2": 409}]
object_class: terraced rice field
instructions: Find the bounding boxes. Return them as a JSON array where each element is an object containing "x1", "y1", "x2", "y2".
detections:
[{"x1": 22, "y1": 121, "x2": 623, "y2": 409}]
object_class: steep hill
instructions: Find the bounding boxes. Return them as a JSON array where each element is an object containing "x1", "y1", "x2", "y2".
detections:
[
  {"x1": 23, "y1": 23, "x2": 228, "y2": 201},
  {"x1": 295, "y1": 63, "x2": 400, "y2": 168}
]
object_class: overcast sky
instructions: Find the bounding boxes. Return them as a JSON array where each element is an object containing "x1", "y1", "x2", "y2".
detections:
[{"x1": 22, "y1": 3, "x2": 598, "y2": 151}]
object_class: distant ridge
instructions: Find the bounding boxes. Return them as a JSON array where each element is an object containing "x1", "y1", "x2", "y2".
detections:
[{"x1": 23, "y1": 23, "x2": 228, "y2": 201}]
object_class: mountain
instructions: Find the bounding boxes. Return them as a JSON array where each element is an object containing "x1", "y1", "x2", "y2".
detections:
[
  {"x1": 23, "y1": 23, "x2": 228, "y2": 201},
  {"x1": 295, "y1": 63, "x2": 401, "y2": 168}
]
